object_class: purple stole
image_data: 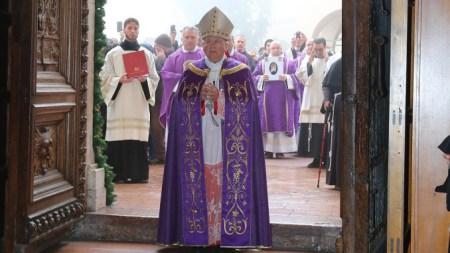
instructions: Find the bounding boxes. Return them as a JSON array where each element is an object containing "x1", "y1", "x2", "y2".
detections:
[{"x1": 158, "y1": 58, "x2": 272, "y2": 247}]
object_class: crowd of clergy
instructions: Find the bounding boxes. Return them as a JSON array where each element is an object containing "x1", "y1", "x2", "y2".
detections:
[{"x1": 103, "y1": 23, "x2": 342, "y2": 188}]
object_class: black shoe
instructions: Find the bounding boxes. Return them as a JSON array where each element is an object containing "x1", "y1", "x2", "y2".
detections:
[
  {"x1": 436, "y1": 183, "x2": 447, "y2": 193},
  {"x1": 148, "y1": 158, "x2": 159, "y2": 165},
  {"x1": 307, "y1": 159, "x2": 320, "y2": 168},
  {"x1": 114, "y1": 178, "x2": 125, "y2": 183},
  {"x1": 275, "y1": 153, "x2": 284, "y2": 159},
  {"x1": 265, "y1": 152, "x2": 274, "y2": 159},
  {"x1": 126, "y1": 178, "x2": 148, "y2": 184},
  {"x1": 219, "y1": 248, "x2": 237, "y2": 253},
  {"x1": 435, "y1": 175, "x2": 448, "y2": 193}
]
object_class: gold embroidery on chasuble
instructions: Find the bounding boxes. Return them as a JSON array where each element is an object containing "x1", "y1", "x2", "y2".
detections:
[
  {"x1": 186, "y1": 63, "x2": 209, "y2": 77},
  {"x1": 223, "y1": 80, "x2": 250, "y2": 236},
  {"x1": 220, "y1": 63, "x2": 248, "y2": 76},
  {"x1": 181, "y1": 81, "x2": 206, "y2": 234}
]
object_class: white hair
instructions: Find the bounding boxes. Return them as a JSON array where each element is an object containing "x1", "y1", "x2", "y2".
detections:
[
  {"x1": 270, "y1": 40, "x2": 283, "y2": 49},
  {"x1": 181, "y1": 26, "x2": 200, "y2": 36}
]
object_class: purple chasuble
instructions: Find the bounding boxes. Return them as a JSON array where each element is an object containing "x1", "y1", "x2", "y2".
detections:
[
  {"x1": 159, "y1": 47, "x2": 204, "y2": 126},
  {"x1": 229, "y1": 50, "x2": 249, "y2": 65},
  {"x1": 253, "y1": 57, "x2": 302, "y2": 136},
  {"x1": 157, "y1": 58, "x2": 272, "y2": 248}
]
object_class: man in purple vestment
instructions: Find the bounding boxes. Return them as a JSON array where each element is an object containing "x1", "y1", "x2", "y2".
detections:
[
  {"x1": 226, "y1": 35, "x2": 248, "y2": 64},
  {"x1": 253, "y1": 41, "x2": 302, "y2": 158},
  {"x1": 159, "y1": 26, "x2": 204, "y2": 127},
  {"x1": 158, "y1": 7, "x2": 271, "y2": 251},
  {"x1": 234, "y1": 35, "x2": 256, "y2": 71}
]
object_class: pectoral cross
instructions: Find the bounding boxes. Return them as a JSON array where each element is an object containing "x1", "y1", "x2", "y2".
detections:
[{"x1": 201, "y1": 81, "x2": 219, "y2": 126}]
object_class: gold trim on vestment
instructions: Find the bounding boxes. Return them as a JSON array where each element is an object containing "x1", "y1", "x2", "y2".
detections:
[
  {"x1": 186, "y1": 63, "x2": 209, "y2": 77},
  {"x1": 180, "y1": 81, "x2": 207, "y2": 235},
  {"x1": 223, "y1": 80, "x2": 250, "y2": 236},
  {"x1": 221, "y1": 63, "x2": 248, "y2": 76}
]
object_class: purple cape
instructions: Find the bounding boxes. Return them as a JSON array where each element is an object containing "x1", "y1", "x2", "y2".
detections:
[
  {"x1": 157, "y1": 58, "x2": 272, "y2": 248},
  {"x1": 229, "y1": 51, "x2": 249, "y2": 65},
  {"x1": 159, "y1": 47, "x2": 204, "y2": 126},
  {"x1": 253, "y1": 57, "x2": 303, "y2": 136}
]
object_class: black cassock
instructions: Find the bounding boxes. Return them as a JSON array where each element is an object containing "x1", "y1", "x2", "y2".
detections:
[
  {"x1": 435, "y1": 135, "x2": 450, "y2": 211},
  {"x1": 322, "y1": 58, "x2": 342, "y2": 187},
  {"x1": 106, "y1": 40, "x2": 151, "y2": 183}
]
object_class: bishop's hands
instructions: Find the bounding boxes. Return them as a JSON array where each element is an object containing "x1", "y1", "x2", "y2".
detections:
[
  {"x1": 201, "y1": 82, "x2": 219, "y2": 101},
  {"x1": 119, "y1": 73, "x2": 147, "y2": 84}
]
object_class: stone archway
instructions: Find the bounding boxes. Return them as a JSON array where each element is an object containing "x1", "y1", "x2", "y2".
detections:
[{"x1": 312, "y1": 9, "x2": 342, "y2": 53}]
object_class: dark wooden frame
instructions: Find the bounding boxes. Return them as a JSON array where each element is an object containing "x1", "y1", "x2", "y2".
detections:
[
  {"x1": 341, "y1": 0, "x2": 392, "y2": 252},
  {"x1": 341, "y1": 1, "x2": 370, "y2": 251},
  {"x1": 2, "y1": 0, "x2": 399, "y2": 252}
]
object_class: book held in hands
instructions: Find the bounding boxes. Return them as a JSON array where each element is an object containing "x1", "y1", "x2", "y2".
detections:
[{"x1": 122, "y1": 50, "x2": 149, "y2": 78}]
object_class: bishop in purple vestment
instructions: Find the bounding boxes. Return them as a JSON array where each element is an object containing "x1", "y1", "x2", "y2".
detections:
[{"x1": 157, "y1": 7, "x2": 271, "y2": 250}]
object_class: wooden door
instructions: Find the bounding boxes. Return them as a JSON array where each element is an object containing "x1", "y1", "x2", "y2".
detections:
[
  {"x1": 410, "y1": 0, "x2": 450, "y2": 252},
  {"x1": 5, "y1": 0, "x2": 89, "y2": 252},
  {"x1": 341, "y1": 0, "x2": 392, "y2": 252}
]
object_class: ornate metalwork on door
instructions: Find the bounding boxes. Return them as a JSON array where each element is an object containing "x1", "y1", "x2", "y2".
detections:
[{"x1": 368, "y1": 0, "x2": 391, "y2": 252}]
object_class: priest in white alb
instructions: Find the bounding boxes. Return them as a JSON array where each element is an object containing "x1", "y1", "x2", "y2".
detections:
[{"x1": 100, "y1": 17, "x2": 159, "y2": 183}]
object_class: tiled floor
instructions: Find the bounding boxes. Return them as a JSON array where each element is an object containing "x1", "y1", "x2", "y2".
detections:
[
  {"x1": 46, "y1": 241, "x2": 311, "y2": 253},
  {"x1": 95, "y1": 155, "x2": 341, "y2": 226}
]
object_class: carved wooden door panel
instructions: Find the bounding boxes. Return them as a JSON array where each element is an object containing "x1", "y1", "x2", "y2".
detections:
[{"x1": 7, "y1": 0, "x2": 89, "y2": 252}]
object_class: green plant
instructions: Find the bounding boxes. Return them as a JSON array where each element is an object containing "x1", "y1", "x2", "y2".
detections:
[{"x1": 94, "y1": 0, "x2": 116, "y2": 205}]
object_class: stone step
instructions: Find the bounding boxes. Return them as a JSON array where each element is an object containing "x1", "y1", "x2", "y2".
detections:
[
  {"x1": 44, "y1": 241, "x2": 313, "y2": 253},
  {"x1": 70, "y1": 213, "x2": 340, "y2": 253}
]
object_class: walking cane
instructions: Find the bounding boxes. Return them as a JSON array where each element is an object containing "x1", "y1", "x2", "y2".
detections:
[{"x1": 317, "y1": 109, "x2": 331, "y2": 188}]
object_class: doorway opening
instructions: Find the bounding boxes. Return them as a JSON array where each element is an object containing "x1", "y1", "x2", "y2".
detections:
[{"x1": 87, "y1": 1, "x2": 344, "y2": 251}]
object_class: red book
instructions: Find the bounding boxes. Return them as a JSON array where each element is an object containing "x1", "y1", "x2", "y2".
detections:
[{"x1": 122, "y1": 50, "x2": 149, "y2": 78}]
